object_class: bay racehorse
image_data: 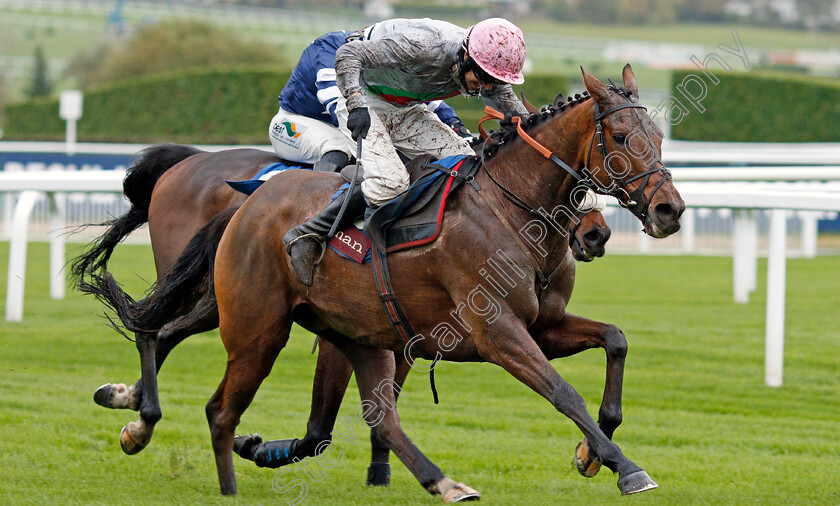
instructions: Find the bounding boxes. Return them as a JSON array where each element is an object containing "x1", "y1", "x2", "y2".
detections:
[
  {"x1": 82, "y1": 65, "x2": 683, "y2": 500},
  {"x1": 73, "y1": 132, "x2": 609, "y2": 463}
]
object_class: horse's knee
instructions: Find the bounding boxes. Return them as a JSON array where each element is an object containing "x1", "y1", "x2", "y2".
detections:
[
  {"x1": 205, "y1": 395, "x2": 224, "y2": 429},
  {"x1": 603, "y1": 325, "x2": 627, "y2": 361},
  {"x1": 369, "y1": 418, "x2": 400, "y2": 446}
]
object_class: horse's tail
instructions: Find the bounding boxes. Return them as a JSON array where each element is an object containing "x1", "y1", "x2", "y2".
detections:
[
  {"x1": 79, "y1": 206, "x2": 237, "y2": 337},
  {"x1": 69, "y1": 143, "x2": 203, "y2": 284}
]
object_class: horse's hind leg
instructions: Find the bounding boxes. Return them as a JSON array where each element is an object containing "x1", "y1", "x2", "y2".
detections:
[
  {"x1": 336, "y1": 338, "x2": 479, "y2": 503},
  {"x1": 118, "y1": 331, "x2": 161, "y2": 454},
  {"x1": 94, "y1": 300, "x2": 221, "y2": 412},
  {"x1": 534, "y1": 314, "x2": 628, "y2": 478},
  {"x1": 207, "y1": 325, "x2": 290, "y2": 495},
  {"x1": 367, "y1": 353, "x2": 411, "y2": 486},
  {"x1": 99, "y1": 306, "x2": 221, "y2": 454}
]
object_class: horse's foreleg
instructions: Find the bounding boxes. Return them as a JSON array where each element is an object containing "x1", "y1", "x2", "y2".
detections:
[
  {"x1": 118, "y1": 332, "x2": 161, "y2": 455},
  {"x1": 208, "y1": 326, "x2": 290, "y2": 496},
  {"x1": 533, "y1": 314, "x2": 627, "y2": 477},
  {"x1": 476, "y1": 316, "x2": 654, "y2": 495},
  {"x1": 339, "y1": 340, "x2": 479, "y2": 503},
  {"x1": 367, "y1": 352, "x2": 411, "y2": 486},
  {"x1": 233, "y1": 335, "x2": 353, "y2": 469}
]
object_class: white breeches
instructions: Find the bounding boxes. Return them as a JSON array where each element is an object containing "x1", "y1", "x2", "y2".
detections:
[{"x1": 269, "y1": 107, "x2": 354, "y2": 164}]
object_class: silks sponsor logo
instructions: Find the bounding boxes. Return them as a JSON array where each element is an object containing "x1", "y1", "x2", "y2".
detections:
[
  {"x1": 281, "y1": 121, "x2": 301, "y2": 138},
  {"x1": 271, "y1": 119, "x2": 306, "y2": 149}
]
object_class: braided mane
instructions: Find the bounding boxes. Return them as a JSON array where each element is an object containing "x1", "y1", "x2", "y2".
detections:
[{"x1": 479, "y1": 82, "x2": 633, "y2": 160}]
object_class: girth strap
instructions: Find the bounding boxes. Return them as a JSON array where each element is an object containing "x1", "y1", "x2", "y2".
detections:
[{"x1": 371, "y1": 248, "x2": 440, "y2": 404}]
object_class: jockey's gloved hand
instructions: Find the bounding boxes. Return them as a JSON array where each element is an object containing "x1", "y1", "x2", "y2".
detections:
[
  {"x1": 500, "y1": 112, "x2": 529, "y2": 127},
  {"x1": 448, "y1": 121, "x2": 474, "y2": 139},
  {"x1": 347, "y1": 107, "x2": 371, "y2": 141}
]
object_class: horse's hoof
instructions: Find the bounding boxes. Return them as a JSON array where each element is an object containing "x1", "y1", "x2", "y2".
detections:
[
  {"x1": 442, "y1": 482, "x2": 481, "y2": 503},
  {"x1": 574, "y1": 438, "x2": 602, "y2": 477},
  {"x1": 119, "y1": 421, "x2": 151, "y2": 455},
  {"x1": 233, "y1": 434, "x2": 263, "y2": 461},
  {"x1": 94, "y1": 383, "x2": 138, "y2": 410},
  {"x1": 366, "y1": 462, "x2": 391, "y2": 486},
  {"x1": 617, "y1": 470, "x2": 658, "y2": 495}
]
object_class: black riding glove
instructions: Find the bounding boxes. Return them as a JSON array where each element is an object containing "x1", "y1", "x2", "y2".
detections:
[
  {"x1": 448, "y1": 121, "x2": 473, "y2": 139},
  {"x1": 347, "y1": 107, "x2": 371, "y2": 141}
]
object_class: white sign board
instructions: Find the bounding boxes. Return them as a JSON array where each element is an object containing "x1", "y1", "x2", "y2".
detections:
[{"x1": 59, "y1": 90, "x2": 83, "y2": 120}]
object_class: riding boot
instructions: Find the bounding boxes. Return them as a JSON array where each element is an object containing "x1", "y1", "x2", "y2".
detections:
[
  {"x1": 312, "y1": 150, "x2": 349, "y2": 173},
  {"x1": 283, "y1": 183, "x2": 367, "y2": 286}
]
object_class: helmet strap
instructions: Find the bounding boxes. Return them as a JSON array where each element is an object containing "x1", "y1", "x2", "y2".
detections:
[{"x1": 456, "y1": 47, "x2": 480, "y2": 97}]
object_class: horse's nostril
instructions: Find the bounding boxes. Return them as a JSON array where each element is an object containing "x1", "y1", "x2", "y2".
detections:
[
  {"x1": 583, "y1": 229, "x2": 605, "y2": 246},
  {"x1": 654, "y1": 202, "x2": 682, "y2": 221}
]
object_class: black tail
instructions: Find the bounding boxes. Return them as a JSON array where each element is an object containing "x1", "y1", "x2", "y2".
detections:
[
  {"x1": 79, "y1": 206, "x2": 237, "y2": 336},
  {"x1": 70, "y1": 143, "x2": 202, "y2": 285}
]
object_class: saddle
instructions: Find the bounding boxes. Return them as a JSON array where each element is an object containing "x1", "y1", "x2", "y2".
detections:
[
  {"x1": 227, "y1": 154, "x2": 481, "y2": 263},
  {"x1": 338, "y1": 154, "x2": 480, "y2": 256}
]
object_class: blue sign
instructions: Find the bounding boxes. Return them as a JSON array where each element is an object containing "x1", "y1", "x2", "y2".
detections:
[{"x1": 0, "y1": 152, "x2": 138, "y2": 172}]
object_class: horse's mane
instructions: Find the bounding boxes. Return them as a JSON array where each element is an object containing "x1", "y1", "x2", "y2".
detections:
[{"x1": 480, "y1": 82, "x2": 634, "y2": 160}]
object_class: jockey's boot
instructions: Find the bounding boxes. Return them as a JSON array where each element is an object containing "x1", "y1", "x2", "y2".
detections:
[
  {"x1": 313, "y1": 150, "x2": 349, "y2": 173},
  {"x1": 283, "y1": 183, "x2": 366, "y2": 286}
]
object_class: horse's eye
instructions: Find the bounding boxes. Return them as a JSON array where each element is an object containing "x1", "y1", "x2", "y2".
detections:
[{"x1": 612, "y1": 133, "x2": 626, "y2": 144}]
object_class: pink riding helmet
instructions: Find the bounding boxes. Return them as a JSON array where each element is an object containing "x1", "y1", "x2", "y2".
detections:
[{"x1": 464, "y1": 18, "x2": 526, "y2": 85}]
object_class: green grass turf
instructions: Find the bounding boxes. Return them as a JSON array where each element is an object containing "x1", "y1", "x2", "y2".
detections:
[{"x1": 0, "y1": 242, "x2": 838, "y2": 504}]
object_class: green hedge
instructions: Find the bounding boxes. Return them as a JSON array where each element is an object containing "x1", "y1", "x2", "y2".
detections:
[
  {"x1": 670, "y1": 71, "x2": 840, "y2": 142},
  {"x1": 3, "y1": 67, "x2": 568, "y2": 143},
  {"x1": 4, "y1": 66, "x2": 289, "y2": 144}
]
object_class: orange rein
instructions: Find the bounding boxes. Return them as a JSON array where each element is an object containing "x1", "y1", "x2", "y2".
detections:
[{"x1": 477, "y1": 106, "x2": 553, "y2": 159}]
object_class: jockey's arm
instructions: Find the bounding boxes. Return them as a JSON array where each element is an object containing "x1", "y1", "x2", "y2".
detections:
[
  {"x1": 481, "y1": 84, "x2": 529, "y2": 118},
  {"x1": 313, "y1": 44, "x2": 342, "y2": 127},
  {"x1": 335, "y1": 36, "x2": 432, "y2": 111}
]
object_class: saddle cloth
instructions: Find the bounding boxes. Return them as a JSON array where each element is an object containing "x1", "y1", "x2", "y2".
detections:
[{"x1": 226, "y1": 155, "x2": 481, "y2": 264}]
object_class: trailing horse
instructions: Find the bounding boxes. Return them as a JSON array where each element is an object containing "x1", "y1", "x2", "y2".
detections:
[{"x1": 83, "y1": 65, "x2": 683, "y2": 500}]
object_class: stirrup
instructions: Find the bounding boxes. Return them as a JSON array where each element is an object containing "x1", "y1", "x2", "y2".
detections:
[{"x1": 285, "y1": 233, "x2": 327, "y2": 265}]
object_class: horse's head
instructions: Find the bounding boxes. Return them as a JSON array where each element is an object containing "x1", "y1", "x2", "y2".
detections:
[
  {"x1": 580, "y1": 65, "x2": 684, "y2": 238},
  {"x1": 571, "y1": 209, "x2": 611, "y2": 262}
]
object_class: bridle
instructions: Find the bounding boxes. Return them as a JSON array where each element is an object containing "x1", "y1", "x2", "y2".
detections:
[
  {"x1": 477, "y1": 96, "x2": 672, "y2": 223},
  {"x1": 587, "y1": 101, "x2": 673, "y2": 221}
]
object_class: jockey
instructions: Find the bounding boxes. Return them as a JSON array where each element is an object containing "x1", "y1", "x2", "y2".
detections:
[
  {"x1": 269, "y1": 30, "x2": 474, "y2": 174},
  {"x1": 284, "y1": 18, "x2": 529, "y2": 286}
]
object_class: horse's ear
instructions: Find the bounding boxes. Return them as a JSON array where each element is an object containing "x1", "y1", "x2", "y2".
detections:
[
  {"x1": 581, "y1": 66, "x2": 608, "y2": 102},
  {"x1": 622, "y1": 63, "x2": 639, "y2": 97},
  {"x1": 519, "y1": 92, "x2": 539, "y2": 114}
]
